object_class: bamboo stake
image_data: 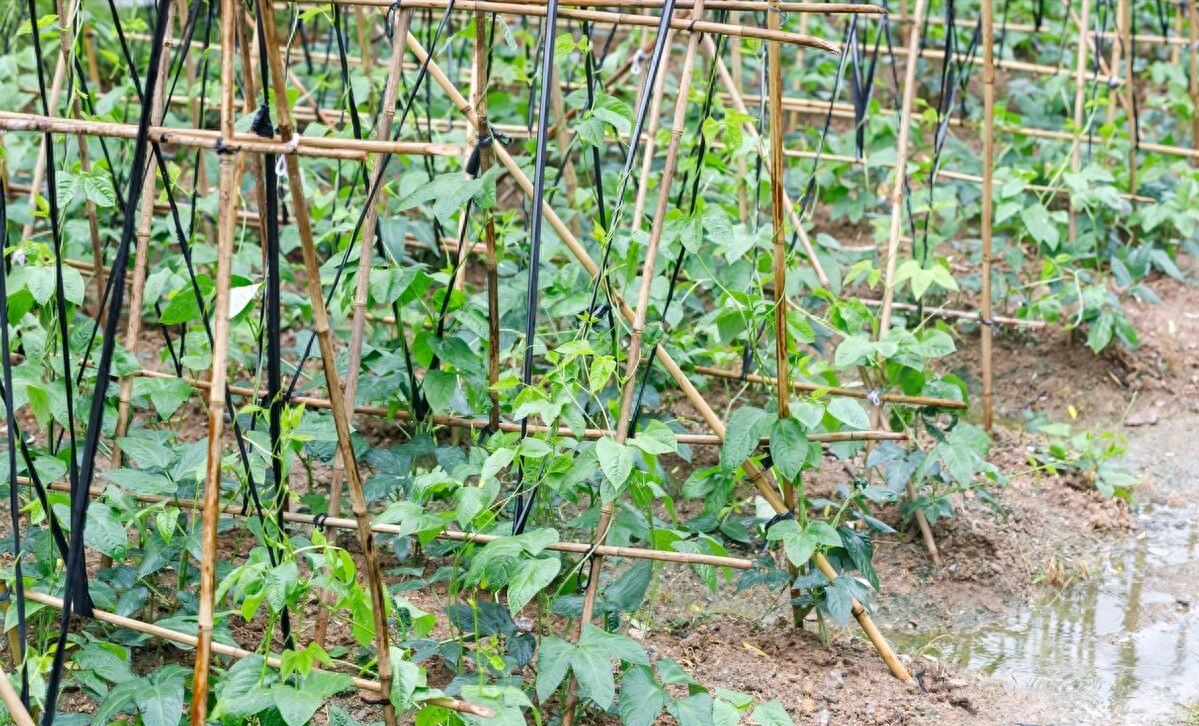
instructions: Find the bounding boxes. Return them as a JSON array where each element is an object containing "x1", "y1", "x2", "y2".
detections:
[
  {"x1": 575, "y1": 0, "x2": 707, "y2": 646},
  {"x1": 872, "y1": 0, "x2": 940, "y2": 565},
  {"x1": 632, "y1": 28, "x2": 674, "y2": 228},
  {"x1": 1068, "y1": 0, "x2": 1092, "y2": 245},
  {"x1": 23, "y1": 591, "x2": 493, "y2": 717},
  {"x1": 731, "y1": 13, "x2": 748, "y2": 223},
  {"x1": 0, "y1": 666, "x2": 34, "y2": 726},
  {"x1": 475, "y1": 13, "x2": 503, "y2": 432},
  {"x1": 1190, "y1": 0, "x2": 1199, "y2": 147},
  {"x1": 1122, "y1": 0, "x2": 1138, "y2": 206},
  {"x1": 565, "y1": 6, "x2": 712, "y2": 712},
  {"x1": 37, "y1": 478, "x2": 756, "y2": 569},
  {"x1": 18, "y1": 1, "x2": 73, "y2": 244},
  {"x1": 254, "y1": 3, "x2": 397, "y2": 723},
  {"x1": 112, "y1": 2, "x2": 176, "y2": 468},
  {"x1": 705, "y1": 39, "x2": 830, "y2": 287},
  {"x1": 0, "y1": 583, "x2": 21, "y2": 665},
  {"x1": 406, "y1": 30, "x2": 911, "y2": 682},
  {"x1": 982, "y1": 0, "x2": 995, "y2": 434},
  {"x1": 314, "y1": 6, "x2": 413, "y2": 650},
  {"x1": 189, "y1": 0, "x2": 239, "y2": 720}
]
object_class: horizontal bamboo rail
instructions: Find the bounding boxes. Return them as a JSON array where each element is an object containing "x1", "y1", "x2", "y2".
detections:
[
  {"x1": 891, "y1": 12, "x2": 1190, "y2": 46},
  {"x1": 19, "y1": 591, "x2": 493, "y2": 717},
  {"x1": 0, "y1": 112, "x2": 462, "y2": 159},
  {"x1": 857, "y1": 298, "x2": 1049, "y2": 328},
  {"x1": 129, "y1": 367, "x2": 907, "y2": 446},
  {"x1": 300, "y1": 0, "x2": 848, "y2": 50},
  {"x1": 37, "y1": 479, "x2": 754, "y2": 569},
  {"x1": 319, "y1": 0, "x2": 888, "y2": 9},
  {"x1": 694, "y1": 366, "x2": 969, "y2": 408}
]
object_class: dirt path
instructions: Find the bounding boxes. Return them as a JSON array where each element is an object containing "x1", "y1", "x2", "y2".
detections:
[{"x1": 640, "y1": 261, "x2": 1199, "y2": 725}]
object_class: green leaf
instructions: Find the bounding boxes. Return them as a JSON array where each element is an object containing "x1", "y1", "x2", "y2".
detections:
[
  {"x1": 720, "y1": 407, "x2": 769, "y2": 471},
  {"x1": 85, "y1": 503, "x2": 128, "y2": 557},
  {"x1": 103, "y1": 468, "x2": 176, "y2": 496},
  {"x1": 135, "y1": 672, "x2": 185, "y2": 726},
  {"x1": 667, "y1": 693, "x2": 714, "y2": 726},
  {"x1": 578, "y1": 623, "x2": 648, "y2": 666},
  {"x1": 571, "y1": 639, "x2": 616, "y2": 709},
  {"x1": 629, "y1": 419, "x2": 677, "y2": 456},
  {"x1": 422, "y1": 370, "x2": 460, "y2": 414},
  {"x1": 751, "y1": 700, "x2": 795, "y2": 726},
  {"x1": 765, "y1": 519, "x2": 816, "y2": 567},
  {"x1": 1021, "y1": 203, "x2": 1059, "y2": 249},
  {"x1": 805, "y1": 520, "x2": 842, "y2": 548},
  {"x1": 159, "y1": 289, "x2": 201, "y2": 325},
  {"x1": 506, "y1": 556, "x2": 560, "y2": 614},
  {"x1": 770, "y1": 418, "x2": 809, "y2": 480},
  {"x1": 823, "y1": 577, "x2": 858, "y2": 625},
  {"x1": 596, "y1": 436, "x2": 635, "y2": 492},
  {"x1": 271, "y1": 684, "x2": 323, "y2": 726},
  {"x1": 25, "y1": 267, "x2": 55, "y2": 305},
  {"x1": 619, "y1": 667, "x2": 668, "y2": 726},
  {"x1": 827, "y1": 398, "x2": 870, "y2": 430},
  {"x1": 535, "y1": 636, "x2": 574, "y2": 702},
  {"x1": 834, "y1": 334, "x2": 875, "y2": 368}
]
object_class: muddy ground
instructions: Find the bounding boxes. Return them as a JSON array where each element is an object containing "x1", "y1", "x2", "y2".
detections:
[{"x1": 636, "y1": 257, "x2": 1199, "y2": 726}]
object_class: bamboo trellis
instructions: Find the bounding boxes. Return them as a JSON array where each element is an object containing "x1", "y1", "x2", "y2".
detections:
[{"x1": 4, "y1": 0, "x2": 1180, "y2": 721}]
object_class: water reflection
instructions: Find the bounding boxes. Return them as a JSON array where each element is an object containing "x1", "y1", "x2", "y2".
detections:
[{"x1": 901, "y1": 506, "x2": 1199, "y2": 724}]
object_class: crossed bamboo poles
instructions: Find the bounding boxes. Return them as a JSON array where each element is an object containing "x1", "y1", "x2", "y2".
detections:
[{"x1": 0, "y1": 1, "x2": 996, "y2": 720}]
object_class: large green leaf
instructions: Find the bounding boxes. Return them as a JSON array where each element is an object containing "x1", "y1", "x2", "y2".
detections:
[
  {"x1": 535, "y1": 636, "x2": 574, "y2": 703},
  {"x1": 619, "y1": 667, "x2": 668, "y2": 726},
  {"x1": 720, "y1": 406, "x2": 770, "y2": 471},
  {"x1": 271, "y1": 684, "x2": 323, "y2": 726},
  {"x1": 506, "y1": 556, "x2": 560, "y2": 614},
  {"x1": 134, "y1": 672, "x2": 185, "y2": 726}
]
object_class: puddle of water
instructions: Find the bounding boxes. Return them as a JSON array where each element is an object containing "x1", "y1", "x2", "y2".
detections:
[{"x1": 897, "y1": 504, "x2": 1199, "y2": 724}]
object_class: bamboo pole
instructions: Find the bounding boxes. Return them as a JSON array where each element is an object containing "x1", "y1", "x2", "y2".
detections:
[
  {"x1": 1122, "y1": 0, "x2": 1138, "y2": 206},
  {"x1": 305, "y1": 0, "x2": 885, "y2": 12},
  {"x1": 1068, "y1": 0, "x2": 1092, "y2": 245},
  {"x1": 474, "y1": 13, "x2": 503, "y2": 431},
  {"x1": 129, "y1": 366, "x2": 907, "y2": 444},
  {"x1": 0, "y1": 583, "x2": 21, "y2": 665},
  {"x1": 0, "y1": 112, "x2": 461, "y2": 158},
  {"x1": 1190, "y1": 0, "x2": 1199, "y2": 147},
  {"x1": 23, "y1": 591, "x2": 493, "y2": 717},
  {"x1": 314, "y1": 6, "x2": 413, "y2": 650},
  {"x1": 0, "y1": 667, "x2": 34, "y2": 726},
  {"x1": 53, "y1": 0, "x2": 107, "y2": 318},
  {"x1": 404, "y1": 30, "x2": 912, "y2": 683},
  {"x1": 575, "y1": 0, "x2": 707, "y2": 646},
  {"x1": 981, "y1": 0, "x2": 995, "y2": 434},
  {"x1": 18, "y1": 0, "x2": 74, "y2": 244},
  {"x1": 858, "y1": 298, "x2": 1045, "y2": 328},
  {"x1": 254, "y1": 3, "x2": 397, "y2": 723},
  {"x1": 632, "y1": 28, "x2": 674, "y2": 228},
  {"x1": 694, "y1": 366, "x2": 968, "y2": 408},
  {"x1": 872, "y1": 0, "x2": 940, "y2": 565},
  {"x1": 307, "y1": 0, "x2": 848, "y2": 48},
  {"x1": 705, "y1": 39, "x2": 830, "y2": 287},
  {"x1": 891, "y1": 11, "x2": 1188, "y2": 46},
  {"x1": 36, "y1": 478, "x2": 756, "y2": 569},
  {"x1": 566, "y1": 4, "x2": 711, "y2": 711},
  {"x1": 112, "y1": 1, "x2": 176, "y2": 468},
  {"x1": 189, "y1": 0, "x2": 240, "y2": 720},
  {"x1": 766, "y1": 0, "x2": 806, "y2": 625}
]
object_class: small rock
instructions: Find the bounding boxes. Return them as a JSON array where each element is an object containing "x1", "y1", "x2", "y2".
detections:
[
  {"x1": 1125, "y1": 405, "x2": 1160, "y2": 427},
  {"x1": 816, "y1": 709, "x2": 831, "y2": 726}
]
